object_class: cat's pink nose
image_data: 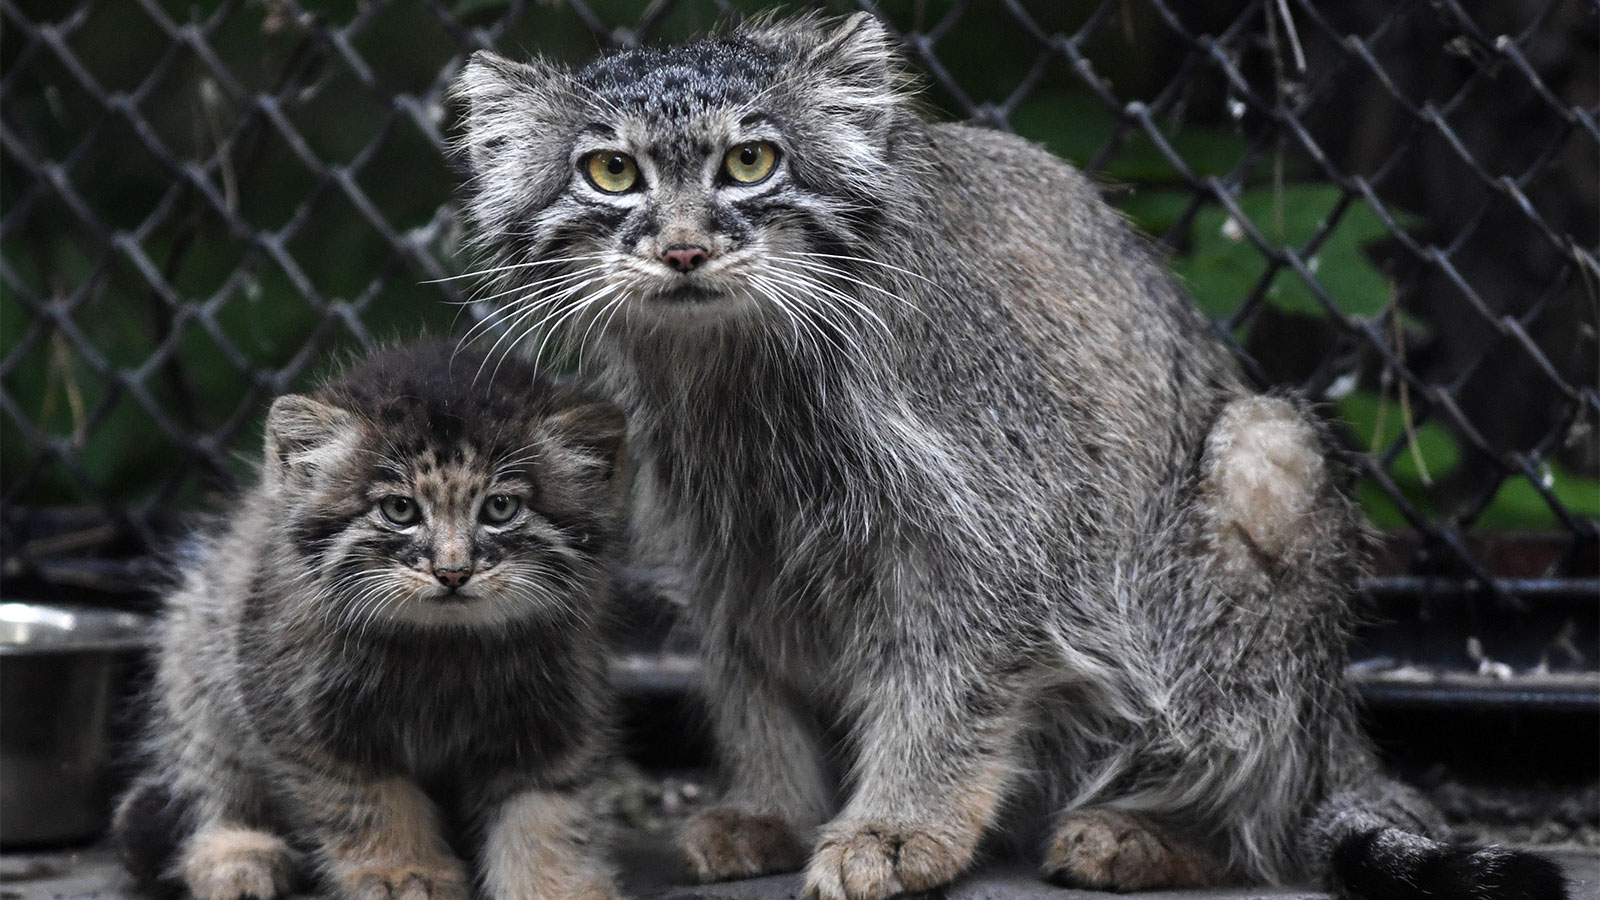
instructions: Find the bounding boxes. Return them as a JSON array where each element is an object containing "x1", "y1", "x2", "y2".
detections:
[
  {"x1": 434, "y1": 566, "x2": 472, "y2": 589},
  {"x1": 662, "y1": 245, "x2": 709, "y2": 272}
]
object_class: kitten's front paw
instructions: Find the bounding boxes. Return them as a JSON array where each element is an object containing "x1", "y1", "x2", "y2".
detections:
[
  {"x1": 183, "y1": 825, "x2": 296, "y2": 900},
  {"x1": 343, "y1": 863, "x2": 471, "y2": 900},
  {"x1": 677, "y1": 806, "x2": 807, "y2": 882},
  {"x1": 804, "y1": 820, "x2": 973, "y2": 900},
  {"x1": 1041, "y1": 808, "x2": 1217, "y2": 891}
]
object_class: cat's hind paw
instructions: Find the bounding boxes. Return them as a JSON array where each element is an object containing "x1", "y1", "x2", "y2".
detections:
[
  {"x1": 344, "y1": 864, "x2": 471, "y2": 900},
  {"x1": 804, "y1": 820, "x2": 972, "y2": 900},
  {"x1": 677, "y1": 806, "x2": 807, "y2": 882},
  {"x1": 1041, "y1": 808, "x2": 1217, "y2": 891},
  {"x1": 182, "y1": 825, "x2": 297, "y2": 900}
]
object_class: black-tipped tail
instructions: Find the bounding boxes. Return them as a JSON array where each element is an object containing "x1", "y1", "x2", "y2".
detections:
[
  {"x1": 1331, "y1": 828, "x2": 1568, "y2": 900},
  {"x1": 111, "y1": 775, "x2": 186, "y2": 896}
]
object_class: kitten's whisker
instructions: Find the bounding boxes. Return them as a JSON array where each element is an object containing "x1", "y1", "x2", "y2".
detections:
[
  {"x1": 333, "y1": 569, "x2": 403, "y2": 632},
  {"x1": 362, "y1": 589, "x2": 408, "y2": 639},
  {"x1": 345, "y1": 569, "x2": 408, "y2": 639},
  {"x1": 505, "y1": 570, "x2": 586, "y2": 622},
  {"x1": 331, "y1": 563, "x2": 403, "y2": 621}
]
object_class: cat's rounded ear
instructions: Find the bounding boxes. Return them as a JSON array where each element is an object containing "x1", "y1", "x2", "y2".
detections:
[
  {"x1": 451, "y1": 51, "x2": 582, "y2": 241},
  {"x1": 805, "y1": 13, "x2": 902, "y2": 101},
  {"x1": 454, "y1": 51, "x2": 570, "y2": 127},
  {"x1": 264, "y1": 394, "x2": 357, "y2": 486}
]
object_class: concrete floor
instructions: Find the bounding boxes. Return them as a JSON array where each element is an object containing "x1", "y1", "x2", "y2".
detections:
[{"x1": 3, "y1": 836, "x2": 1596, "y2": 900}]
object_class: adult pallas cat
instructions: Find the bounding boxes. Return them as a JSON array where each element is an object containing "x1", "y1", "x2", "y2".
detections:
[{"x1": 455, "y1": 14, "x2": 1565, "y2": 900}]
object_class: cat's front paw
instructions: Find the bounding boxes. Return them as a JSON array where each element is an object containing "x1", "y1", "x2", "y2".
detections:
[
  {"x1": 677, "y1": 806, "x2": 807, "y2": 882},
  {"x1": 1041, "y1": 808, "x2": 1217, "y2": 891},
  {"x1": 342, "y1": 863, "x2": 471, "y2": 900},
  {"x1": 804, "y1": 820, "x2": 973, "y2": 900},
  {"x1": 183, "y1": 825, "x2": 297, "y2": 900}
]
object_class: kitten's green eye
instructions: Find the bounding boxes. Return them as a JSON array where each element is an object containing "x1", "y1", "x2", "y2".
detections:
[
  {"x1": 480, "y1": 494, "x2": 521, "y2": 525},
  {"x1": 723, "y1": 142, "x2": 778, "y2": 184},
  {"x1": 378, "y1": 496, "x2": 420, "y2": 527},
  {"x1": 584, "y1": 151, "x2": 639, "y2": 193}
]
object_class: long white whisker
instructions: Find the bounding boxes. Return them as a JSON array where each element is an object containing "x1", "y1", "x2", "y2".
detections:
[
  {"x1": 455, "y1": 263, "x2": 614, "y2": 350},
  {"x1": 750, "y1": 272, "x2": 853, "y2": 359},
  {"x1": 422, "y1": 253, "x2": 613, "y2": 285},
  {"x1": 763, "y1": 264, "x2": 892, "y2": 342},
  {"x1": 460, "y1": 262, "x2": 614, "y2": 353},
  {"x1": 477, "y1": 273, "x2": 613, "y2": 378},
  {"x1": 761, "y1": 266, "x2": 878, "y2": 343},
  {"x1": 573, "y1": 286, "x2": 632, "y2": 369},
  {"x1": 771, "y1": 253, "x2": 927, "y2": 317},
  {"x1": 526, "y1": 285, "x2": 617, "y2": 372},
  {"x1": 746, "y1": 273, "x2": 815, "y2": 357},
  {"x1": 458, "y1": 261, "x2": 614, "y2": 311}
]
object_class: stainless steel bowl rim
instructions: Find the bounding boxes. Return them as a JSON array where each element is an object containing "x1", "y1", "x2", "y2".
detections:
[{"x1": 0, "y1": 602, "x2": 155, "y2": 655}]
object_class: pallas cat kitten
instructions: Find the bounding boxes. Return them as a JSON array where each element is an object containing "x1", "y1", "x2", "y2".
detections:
[
  {"x1": 452, "y1": 13, "x2": 1567, "y2": 900},
  {"x1": 112, "y1": 340, "x2": 626, "y2": 900}
]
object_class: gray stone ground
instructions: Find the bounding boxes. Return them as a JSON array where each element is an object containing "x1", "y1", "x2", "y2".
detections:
[
  {"x1": 6, "y1": 768, "x2": 1595, "y2": 900},
  {"x1": 2, "y1": 836, "x2": 1596, "y2": 900}
]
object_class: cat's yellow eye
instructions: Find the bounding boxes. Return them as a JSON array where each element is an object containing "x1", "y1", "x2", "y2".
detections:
[
  {"x1": 379, "y1": 496, "x2": 421, "y2": 527},
  {"x1": 480, "y1": 494, "x2": 521, "y2": 525},
  {"x1": 584, "y1": 151, "x2": 639, "y2": 194},
  {"x1": 723, "y1": 141, "x2": 778, "y2": 184}
]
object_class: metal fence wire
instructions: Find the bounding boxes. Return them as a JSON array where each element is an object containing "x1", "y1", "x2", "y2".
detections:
[{"x1": 2, "y1": 0, "x2": 1596, "y2": 673}]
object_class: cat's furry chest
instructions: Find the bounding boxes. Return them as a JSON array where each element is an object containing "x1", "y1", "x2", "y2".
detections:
[{"x1": 239, "y1": 610, "x2": 598, "y2": 779}]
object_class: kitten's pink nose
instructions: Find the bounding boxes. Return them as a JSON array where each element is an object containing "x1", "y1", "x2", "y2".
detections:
[
  {"x1": 662, "y1": 245, "x2": 710, "y2": 272},
  {"x1": 434, "y1": 566, "x2": 472, "y2": 589}
]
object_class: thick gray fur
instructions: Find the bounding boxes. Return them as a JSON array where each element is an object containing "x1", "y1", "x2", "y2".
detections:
[
  {"x1": 113, "y1": 341, "x2": 626, "y2": 900},
  {"x1": 452, "y1": 15, "x2": 1567, "y2": 900}
]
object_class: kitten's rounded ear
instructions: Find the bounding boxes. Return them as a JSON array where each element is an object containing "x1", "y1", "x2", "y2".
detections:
[
  {"x1": 264, "y1": 394, "x2": 356, "y2": 485},
  {"x1": 539, "y1": 399, "x2": 627, "y2": 487}
]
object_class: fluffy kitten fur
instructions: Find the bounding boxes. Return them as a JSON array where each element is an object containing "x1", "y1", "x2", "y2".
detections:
[
  {"x1": 112, "y1": 341, "x2": 625, "y2": 900},
  {"x1": 454, "y1": 14, "x2": 1568, "y2": 900}
]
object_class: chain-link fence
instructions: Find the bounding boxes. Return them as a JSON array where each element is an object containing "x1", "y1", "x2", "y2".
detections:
[{"x1": 3, "y1": 0, "x2": 1596, "y2": 697}]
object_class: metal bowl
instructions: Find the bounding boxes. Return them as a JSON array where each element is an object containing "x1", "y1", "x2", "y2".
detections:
[{"x1": 0, "y1": 602, "x2": 154, "y2": 847}]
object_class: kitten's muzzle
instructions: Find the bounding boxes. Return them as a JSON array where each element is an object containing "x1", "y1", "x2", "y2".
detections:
[
  {"x1": 662, "y1": 244, "x2": 711, "y2": 272},
  {"x1": 434, "y1": 565, "x2": 473, "y2": 589}
]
